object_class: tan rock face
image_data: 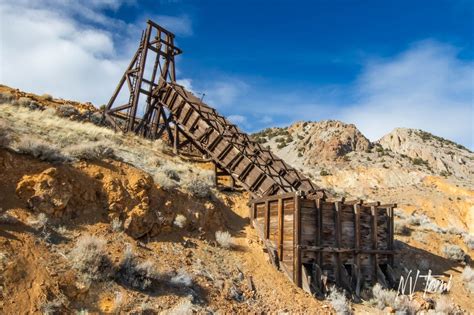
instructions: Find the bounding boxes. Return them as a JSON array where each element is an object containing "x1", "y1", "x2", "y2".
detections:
[
  {"x1": 15, "y1": 161, "x2": 162, "y2": 238},
  {"x1": 16, "y1": 167, "x2": 74, "y2": 216},
  {"x1": 294, "y1": 120, "x2": 371, "y2": 162},
  {"x1": 378, "y1": 128, "x2": 474, "y2": 179}
]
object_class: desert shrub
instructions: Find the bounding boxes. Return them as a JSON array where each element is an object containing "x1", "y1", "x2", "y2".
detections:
[
  {"x1": 0, "y1": 91, "x2": 13, "y2": 104},
  {"x1": 89, "y1": 112, "x2": 103, "y2": 126},
  {"x1": 41, "y1": 298, "x2": 64, "y2": 315},
  {"x1": 215, "y1": 230, "x2": 233, "y2": 249},
  {"x1": 422, "y1": 222, "x2": 445, "y2": 234},
  {"x1": 463, "y1": 234, "x2": 474, "y2": 250},
  {"x1": 41, "y1": 93, "x2": 53, "y2": 101},
  {"x1": 370, "y1": 283, "x2": 398, "y2": 309},
  {"x1": 16, "y1": 138, "x2": 68, "y2": 162},
  {"x1": 110, "y1": 217, "x2": 122, "y2": 232},
  {"x1": 327, "y1": 288, "x2": 351, "y2": 315},
  {"x1": 320, "y1": 170, "x2": 331, "y2": 176},
  {"x1": 394, "y1": 209, "x2": 407, "y2": 219},
  {"x1": 112, "y1": 292, "x2": 123, "y2": 313},
  {"x1": 0, "y1": 120, "x2": 11, "y2": 148},
  {"x1": 434, "y1": 295, "x2": 456, "y2": 314},
  {"x1": 407, "y1": 213, "x2": 431, "y2": 226},
  {"x1": 117, "y1": 244, "x2": 157, "y2": 290},
  {"x1": 28, "y1": 213, "x2": 48, "y2": 230},
  {"x1": 160, "y1": 165, "x2": 181, "y2": 182},
  {"x1": 154, "y1": 172, "x2": 178, "y2": 190},
  {"x1": 56, "y1": 104, "x2": 80, "y2": 118},
  {"x1": 17, "y1": 97, "x2": 41, "y2": 110},
  {"x1": 64, "y1": 141, "x2": 115, "y2": 161},
  {"x1": 18, "y1": 97, "x2": 33, "y2": 106},
  {"x1": 412, "y1": 232, "x2": 426, "y2": 244},
  {"x1": 69, "y1": 235, "x2": 111, "y2": 282},
  {"x1": 394, "y1": 220, "x2": 411, "y2": 236},
  {"x1": 370, "y1": 284, "x2": 418, "y2": 313},
  {"x1": 185, "y1": 177, "x2": 212, "y2": 198},
  {"x1": 442, "y1": 244, "x2": 466, "y2": 261},
  {"x1": 0, "y1": 212, "x2": 18, "y2": 224},
  {"x1": 164, "y1": 299, "x2": 195, "y2": 315},
  {"x1": 174, "y1": 214, "x2": 187, "y2": 229},
  {"x1": 462, "y1": 266, "x2": 474, "y2": 292},
  {"x1": 170, "y1": 270, "x2": 193, "y2": 287},
  {"x1": 446, "y1": 227, "x2": 465, "y2": 236}
]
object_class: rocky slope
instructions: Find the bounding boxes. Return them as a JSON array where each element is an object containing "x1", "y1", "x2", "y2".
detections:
[
  {"x1": 378, "y1": 128, "x2": 473, "y2": 179},
  {"x1": 1, "y1": 85, "x2": 473, "y2": 313},
  {"x1": 253, "y1": 120, "x2": 474, "y2": 312}
]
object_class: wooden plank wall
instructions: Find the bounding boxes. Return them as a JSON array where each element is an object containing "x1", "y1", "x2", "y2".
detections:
[{"x1": 250, "y1": 194, "x2": 395, "y2": 290}]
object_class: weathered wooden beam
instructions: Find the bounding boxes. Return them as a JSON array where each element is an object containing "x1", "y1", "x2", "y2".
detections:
[
  {"x1": 264, "y1": 200, "x2": 270, "y2": 239},
  {"x1": 371, "y1": 205, "x2": 378, "y2": 284},
  {"x1": 294, "y1": 194, "x2": 302, "y2": 287},
  {"x1": 277, "y1": 197, "x2": 284, "y2": 261},
  {"x1": 334, "y1": 201, "x2": 342, "y2": 286}
]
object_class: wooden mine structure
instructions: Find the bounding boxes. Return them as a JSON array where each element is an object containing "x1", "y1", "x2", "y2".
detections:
[{"x1": 103, "y1": 20, "x2": 396, "y2": 297}]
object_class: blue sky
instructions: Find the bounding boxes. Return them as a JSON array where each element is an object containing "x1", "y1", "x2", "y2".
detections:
[{"x1": 1, "y1": 0, "x2": 473, "y2": 148}]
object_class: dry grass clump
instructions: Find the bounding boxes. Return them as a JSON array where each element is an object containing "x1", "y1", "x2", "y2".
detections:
[
  {"x1": 110, "y1": 217, "x2": 123, "y2": 232},
  {"x1": 434, "y1": 295, "x2": 457, "y2": 314},
  {"x1": 41, "y1": 93, "x2": 53, "y2": 101},
  {"x1": 327, "y1": 287, "x2": 352, "y2": 315},
  {"x1": 0, "y1": 91, "x2": 13, "y2": 104},
  {"x1": 394, "y1": 220, "x2": 411, "y2": 236},
  {"x1": 215, "y1": 230, "x2": 233, "y2": 249},
  {"x1": 69, "y1": 235, "x2": 111, "y2": 282},
  {"x1": 63, "y1": 141, "x2": 115, "y2": 161},
  {"x1": 170, "y1": 270, "x2": 193, "y2": 287},
  {"x1": 56, "y1": 104, "x2": 80, "y2": 118},
  {"x1": 17, "y1": 138, "x2": 68, "y2": 162},
  {"x1": 174, "y1": 214, "x2": 187, "y2": 229},
  {"x1": 117, "y1": 245, "x2": 157, "y2": 291},
  {"x1": 185, "y1": 177, "x2": 212, "y2": 198},
  {"x1": 462, "y1": 266, "x2": 474, "y2": 293},
  {"x1": 442, "y1": 244, "x2": 466, "y2": 261},
  {"x1": 370, "y1": 284, "x2": 418, "y2": 313},
  {"x1": 28, "y1": 213, "x2": 48, "y2": 230},
  {"x1": 463, "y1": 234, "x2": 474, "y2": 250},
  {"x1": 0, "y1": 120, "x2": 11, "y2": 148}
]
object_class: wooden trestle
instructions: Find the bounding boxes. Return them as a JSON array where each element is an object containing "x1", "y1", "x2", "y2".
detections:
[{"x1": 103, "y1": 20, "x2": 396, "y2": 295}]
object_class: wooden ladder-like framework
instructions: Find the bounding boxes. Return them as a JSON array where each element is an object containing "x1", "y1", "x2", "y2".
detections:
[{"x1": 103, "y1": 20, "x2": 324, "y2": 199}]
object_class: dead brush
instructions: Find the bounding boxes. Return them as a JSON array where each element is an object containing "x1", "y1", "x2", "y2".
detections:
[
  {"x1": 69, "y1": 235, "x2": 111, "y2": 282},
  {"x1": 117, "y1": 244, "x2": 157, "y2": 291}
]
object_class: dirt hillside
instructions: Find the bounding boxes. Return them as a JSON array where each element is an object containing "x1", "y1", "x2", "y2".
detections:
[{"x1": 1, "y1": 85, "x2": 473, "y2": 314}]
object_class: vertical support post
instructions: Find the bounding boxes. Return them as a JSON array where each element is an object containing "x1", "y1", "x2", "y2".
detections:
[
  {"x1": 371, "y1": 205, "x2": 378, "y2": 284},
  {"x1": 387, "y1": 206, "x2": 394, "y2": 266},
  {"x1": 294, "y1": 194, "x2": 302, "y2": 287},
  {"x1": 354, "y1": 203, "x2": 361, "y2": 270},
  {"x1": 251, "y1": 202, "x2": 257, "y2": 220},
  {"x1": 264, "y1": 200, "x2": 270, "y2": 239},
  {"x1": 334, "y1": 201, "x2": 342, "y2": 286},
  {"x1": 277, "y1": 197, "x2": 284, "y2": 261},
  {"x1": 128, "y1": 23, "x2": 152, "y2": 132},
  {"x1": 214, "y1": 163, "x2": 218, "y2": 187},
  {"x1": 173, "y1": 123, "x2": 179, "y2": 154},
  {"x1": 318, "y1": 198, "x2": 323, "y2": 268}
]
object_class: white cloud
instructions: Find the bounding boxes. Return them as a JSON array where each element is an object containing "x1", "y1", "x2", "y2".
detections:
[
  {"x1": 203, "y1": 79, "x2": 249, "y2": 108},
  {"x1": 153, "y1": 14, "x2": 192, "y2": 36},
  {"x1": 228, "y1": 114, "x2": 247, "y2": 124},
  {"x1": 0, "y1": 1, "x2": 192, "y2": 107},
  {"x1": 338, "y1": 41, "x2": 473, "y2": 148}
]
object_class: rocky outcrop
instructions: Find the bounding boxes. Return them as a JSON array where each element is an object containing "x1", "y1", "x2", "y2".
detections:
[
  {"x1": 15, "y1": 162, "x2": 161, "y2": 238},
  {"x1": 378, "y1": 128, "x2": 474, "y2": 179},
  {"x1": 293, "y1": 120, "x2": 371, "y2": 162}
]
